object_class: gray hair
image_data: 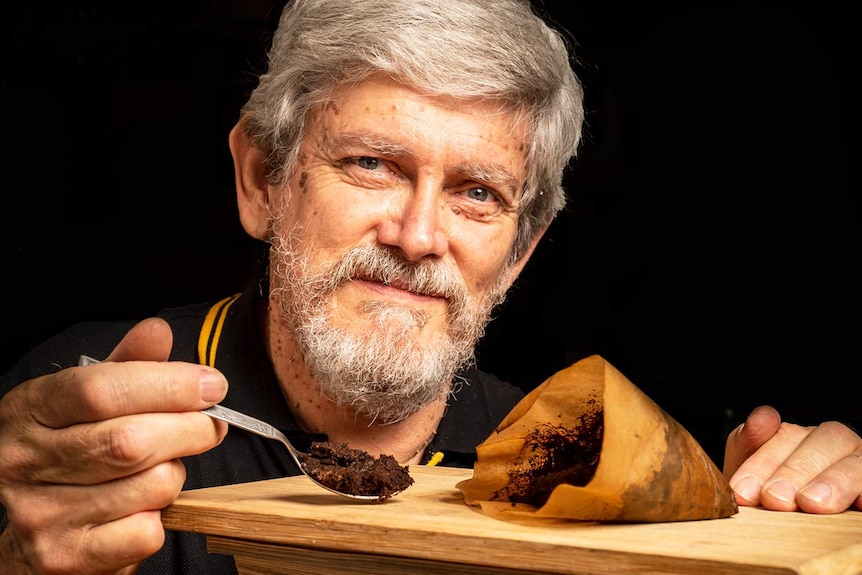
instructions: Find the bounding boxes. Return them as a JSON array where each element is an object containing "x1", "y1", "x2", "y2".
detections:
[{"x1": 240, "y1": 0, "x2": 584, "y2": 262}]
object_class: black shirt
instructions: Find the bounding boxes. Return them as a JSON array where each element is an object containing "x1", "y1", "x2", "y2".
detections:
[{"x1": 0, "y1": 278, "x2": 524, "y2": 574}]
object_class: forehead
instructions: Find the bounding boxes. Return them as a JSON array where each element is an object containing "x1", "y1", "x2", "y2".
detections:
[{"x1": 307, "y1": 75, "x2": 529, "y2": 177}]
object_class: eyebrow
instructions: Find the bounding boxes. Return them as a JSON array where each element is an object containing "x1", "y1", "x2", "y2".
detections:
[
  {"x1": 457, "y1": 163, "x2": 522, "y2": 201},
  {"x1": 340, "y1": 133, "x2": 410, "y2": 157},
  {"x1": 337, "y1": 132, "x2": 523, "y2": 201}
]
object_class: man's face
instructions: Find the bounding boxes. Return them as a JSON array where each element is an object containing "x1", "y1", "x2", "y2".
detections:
[{"x1": 268, "y1": 75, "x2": 528, "y2": 422}]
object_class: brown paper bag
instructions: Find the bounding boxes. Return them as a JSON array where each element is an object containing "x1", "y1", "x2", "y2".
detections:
[{"x1": 456, "y1": 355, "x2": 738, "y2": 522}]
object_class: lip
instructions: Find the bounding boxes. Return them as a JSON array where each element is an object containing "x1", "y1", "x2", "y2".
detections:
[{"x1": 351, "y1": 278, "x2": 443, "y2": 304}]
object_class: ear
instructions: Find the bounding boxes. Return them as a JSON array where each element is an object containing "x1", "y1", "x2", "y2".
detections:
[
  {"x1": 499, "y1": 225, "x2": 549, "y2": 291},
  {"x1": 229, "y1": 119, "x2": 272, "y2": 240}
]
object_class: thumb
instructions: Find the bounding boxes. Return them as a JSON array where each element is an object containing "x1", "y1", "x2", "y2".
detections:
[
  {"x1": 104, "y1": 317, "x2": 174, "y2": 363},
  {"x1": 723, "y1": 405, "x2": 782, "y2": 478}
]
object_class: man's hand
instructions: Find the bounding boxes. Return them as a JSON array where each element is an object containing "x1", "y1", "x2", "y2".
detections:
[
  {"x1": 724, "y1": 405, "x2": 862, "y2": 514},
  {"x1": 0, "y1": 318, "x2": 229, "y2": 574}
]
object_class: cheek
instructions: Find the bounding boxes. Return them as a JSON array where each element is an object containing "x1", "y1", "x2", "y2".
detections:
[
  {"x1": 472, "y1": 256, "x2": 511, "y2": 296},
  {"x1": 283, "y1": 185, "x2": 380, "y2": 252},
  {"x1": 451, "y1": 227, "x2": 516, "y2": 296}
]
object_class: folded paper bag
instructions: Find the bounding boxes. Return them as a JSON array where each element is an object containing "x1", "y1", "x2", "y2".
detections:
[{"x1": 456, "y1": 355, "x2": 738, "y2": 522}]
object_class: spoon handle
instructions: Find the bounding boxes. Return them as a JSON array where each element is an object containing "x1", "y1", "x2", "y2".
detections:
[{"x1": 202, "y1": 404, "x2": 304, "y2": 465}]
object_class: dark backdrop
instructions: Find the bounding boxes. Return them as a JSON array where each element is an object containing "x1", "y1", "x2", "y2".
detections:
[{"x1": 2, "y1": 0, "x2": 858, "y2": 463}]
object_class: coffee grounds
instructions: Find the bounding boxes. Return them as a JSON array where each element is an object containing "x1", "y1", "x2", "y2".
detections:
[
  {"x1": 298, "y1": 441, "x2": 414, "y2": 501},
  {"x1": 492, "y1": 409, "x2": 603, "y2": 508}
]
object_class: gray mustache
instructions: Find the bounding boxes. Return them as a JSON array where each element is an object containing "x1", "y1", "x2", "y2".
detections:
[{"x1": 328, "y1": 247, "x2": 467, "y2": 300}]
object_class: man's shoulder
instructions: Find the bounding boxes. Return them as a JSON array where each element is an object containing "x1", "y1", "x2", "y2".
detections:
[
  {"x1": 0, "y1": 319, "x2": 139, "y2": 391},
  {"x1": 454, "y1": 365, "x2": 525, "y2": 411},
  {"x1": 0, "y1": 296, "x2": 241, "y2": 392}
]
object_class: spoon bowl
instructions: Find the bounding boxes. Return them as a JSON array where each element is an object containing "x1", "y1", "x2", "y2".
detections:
[{"x1": 201, "y1": 403, "x2": 394, "y2": 501}]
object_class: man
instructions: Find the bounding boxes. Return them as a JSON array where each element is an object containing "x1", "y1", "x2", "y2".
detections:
[{"x1": 1, "y1": 0, "x2": 860, "y2": 574}]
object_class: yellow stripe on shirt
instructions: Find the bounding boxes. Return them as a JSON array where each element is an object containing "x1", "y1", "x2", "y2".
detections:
[{"x1": 197, "y1": 293, "x2": 241, "y2": 367}]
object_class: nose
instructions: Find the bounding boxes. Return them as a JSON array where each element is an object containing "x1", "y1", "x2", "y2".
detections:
[{"x1": 376, "y1": 180, "x2": 449, "y2": 261}]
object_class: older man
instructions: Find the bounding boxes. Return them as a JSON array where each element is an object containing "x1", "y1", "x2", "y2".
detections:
[{"x1": 1, "y1": 1, "x2": 860, "y2": 574}]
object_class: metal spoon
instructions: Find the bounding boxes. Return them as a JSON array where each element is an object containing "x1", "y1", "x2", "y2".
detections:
[
  {"x1": 200, "y1": 403, "x2": 390, "y2": 501},
  {"x1": 77, "y1": 355, "x2": 402, "y2": 501}
]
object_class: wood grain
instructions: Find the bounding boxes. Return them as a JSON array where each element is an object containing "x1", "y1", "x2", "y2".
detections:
[{"x1": 161, "y1": 466, "x2": 862, "y2": 575}]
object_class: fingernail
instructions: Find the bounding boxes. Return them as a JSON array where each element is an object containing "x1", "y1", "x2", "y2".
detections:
[
  {"x1": 799, "y1": 481, "x2": 832, "y2": 505},
  {"x1": 732, "y1": 477, "x2": 761, "y2": 504},
  {"x1": 200, "y1": 369, "x2": 227, "y2": 402},
  {"x1": 764, "y1": 480, "x2": 797, "y2": 504}
]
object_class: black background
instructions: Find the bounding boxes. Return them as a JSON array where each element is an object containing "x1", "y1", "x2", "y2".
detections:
[{"x1": 2, "y1": 1, "x2": 859, "y2": 463}]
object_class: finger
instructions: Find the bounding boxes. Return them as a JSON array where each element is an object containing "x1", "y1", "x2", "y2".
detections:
[
  {"x1": 6, "y1": 411, "x2": 226, "y2": 485},
  {"x1": 728, "y1": 424, "x2": 812, "y2": 509},
  {"x1": 21, "y1": 359, "x2": 228, "y2": 429},
  {"x1": 7, "y1": 460, "x2": 184, "y2": 575},
  {"x1": 7, "y1": 460, "x2": 186, "y2": 535},
  {"x1": 18, "y1": 509, "x2": 164, "y2": 575},
  {"x1": 766, "y1": 423, "x2": 862, "y2": 514},
  {"x1": 87, "y1": 510, "x2": 167, "y2": 574},
  {"x1": 104, "y1": 317, "x2": 174, "y2": 363},
  {"x1": 723, "y1": 405, "x2": 783, "y2": 479}
]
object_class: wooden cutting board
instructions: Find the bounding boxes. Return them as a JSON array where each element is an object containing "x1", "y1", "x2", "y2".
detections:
[{"x1": 161, "y1": 466, "x2": 862, "y2": 575}]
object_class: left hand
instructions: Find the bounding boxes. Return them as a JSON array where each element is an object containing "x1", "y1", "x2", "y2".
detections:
[{"x1": 724, "y1": 405, "x2": 862, "y2": 514}]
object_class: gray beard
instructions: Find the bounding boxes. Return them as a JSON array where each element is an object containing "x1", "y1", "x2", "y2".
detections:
[{"x1": 269, "y1": 236, "x2": 508, "y2": 424}]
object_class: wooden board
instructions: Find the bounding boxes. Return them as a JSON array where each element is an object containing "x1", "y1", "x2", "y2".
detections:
[{"x1": 161, "y1": 466, "x2": 862, "y2": 575}]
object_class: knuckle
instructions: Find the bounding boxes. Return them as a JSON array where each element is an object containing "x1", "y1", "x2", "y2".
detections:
[
  {"x1": 75, "y1": 368, "x2": 129, "y2": 420},
  {"x1": 0, "y1": 439, "x2": 38, "y2": 483},
  {"x1": 6, "y1": 505, "x2": 44, "y2": 536},
  {"x1": 0, "y1": 385, "x2": 28, "y2": 425},
  {"x1": 148, "y1": 461, "x2": 186, "y2": 506},
  {"x1": 4, "y1": 490, "x2": 63, "y2": 537},
  {"x1": 129, "y1": 510, "x2": 169, "y2": 558},
  {"x1": 104, "y1": 423, "x2": 150, "y2": 471},
  {"x1": 7, "y1": 518, "x2": 79, "y2": 575},
  {"x1": 3, "y1": 489, "x2": 54, "y2": 535},
  {"x1": 29, "y1": 544, "x2": 80, "y2": 575},
  {"x1": 820, "y1": 420, "x2": 862, "y2": 446},
  {"x1": 119, "y1": 461, "x2": 186, "y2": 514},
  {"x1": 0, "y1": 384, "x2": 47, "y2": 442}
]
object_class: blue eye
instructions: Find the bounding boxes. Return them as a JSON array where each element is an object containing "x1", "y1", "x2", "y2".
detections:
[
  {"x1": 466, "y1": 187, "x2": 491, "y2": 202},
  {"x1": 355, "y1": 157, "x2": 381, "y2": 170}
]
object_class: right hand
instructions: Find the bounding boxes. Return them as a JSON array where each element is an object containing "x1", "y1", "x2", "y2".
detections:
[{"x1": 0, "y1": 318, "x2": 229, "y2": 574}]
